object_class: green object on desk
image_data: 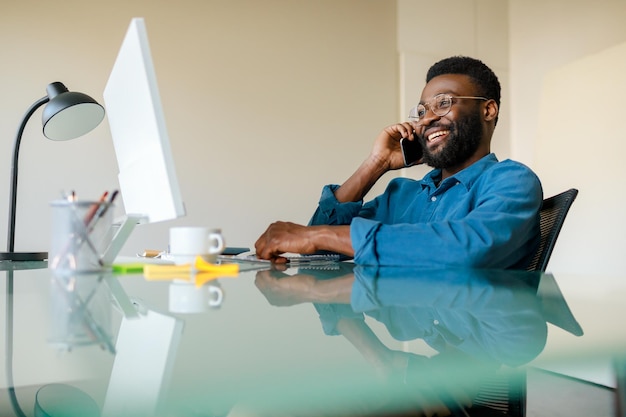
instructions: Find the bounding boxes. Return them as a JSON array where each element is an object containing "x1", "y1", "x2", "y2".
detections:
[{"x1": 112, "y1": 263, "x2": 145, "y2": 274}]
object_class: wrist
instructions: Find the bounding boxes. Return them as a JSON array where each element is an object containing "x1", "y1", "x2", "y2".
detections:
[
  {"x1": 365, "y1": 152, "x2": 391, "y2": 177},
  {"x1": 311, "y1": 225, "x2": 353, "y2": 257}
]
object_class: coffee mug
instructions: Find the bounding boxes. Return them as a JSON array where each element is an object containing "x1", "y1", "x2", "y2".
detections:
[
  {"x1": 168, "y1": 227, "x2": 225, "y2": 264},
  {"x1": 168, "y1": 281, "x2": 224, "y2": 313}
]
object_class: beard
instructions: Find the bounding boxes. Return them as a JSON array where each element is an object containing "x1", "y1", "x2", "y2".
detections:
[{"x1": 419, "y1": 110, "x2": 483, "y2": 170}]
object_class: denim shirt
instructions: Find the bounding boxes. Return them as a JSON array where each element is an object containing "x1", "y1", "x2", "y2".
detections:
[{"x1": 309, "y1": 154, "x2": 542, "y2": 268}]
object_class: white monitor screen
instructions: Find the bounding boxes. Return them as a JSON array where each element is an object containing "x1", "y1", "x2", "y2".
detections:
[{"x1": 104, "y1": 17, "x2": 185, "y2": 224}]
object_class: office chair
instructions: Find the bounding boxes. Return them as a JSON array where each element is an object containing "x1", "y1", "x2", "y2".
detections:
[
  {"x1": 526, "y1": 188, "x2": 579, "y2": 273},
  {"x1": 474, "y1": 188, "x2": 579, "y2": 416}
]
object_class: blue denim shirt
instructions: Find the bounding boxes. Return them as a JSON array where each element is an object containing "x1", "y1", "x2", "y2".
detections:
[{"x1": 309, "y1": 154, "x2": 542, "y2": 268}]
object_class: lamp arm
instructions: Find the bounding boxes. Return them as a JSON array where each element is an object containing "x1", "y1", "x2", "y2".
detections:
[{"x1": 6, "y1": 96, "x2": 49, "y2": 253}]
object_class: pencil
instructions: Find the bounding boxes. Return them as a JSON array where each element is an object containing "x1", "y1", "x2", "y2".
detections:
[
  {"x1": 87, "y1": 189, "x2": 119, "y2": 231},
  {"x1": 83, "y1": 191, "x2": 108, "y2": 226}
]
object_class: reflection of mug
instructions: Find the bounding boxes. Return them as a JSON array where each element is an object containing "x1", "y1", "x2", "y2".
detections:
[
  {"x1": 168, "y1": 227, "x2": 225, "y2": 264},
  {"x1": 168, "y1": 281, "x2": 224, "y2": 313}
]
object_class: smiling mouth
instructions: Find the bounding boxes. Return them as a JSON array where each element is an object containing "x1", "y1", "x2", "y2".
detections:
[{"x1": 427, "y1": 130, "x2": 449, "y2": 143}]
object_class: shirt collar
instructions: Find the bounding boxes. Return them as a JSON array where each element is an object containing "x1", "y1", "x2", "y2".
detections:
[{"x1": 421, "y1": 153, "x2": 499, "y2": 191}]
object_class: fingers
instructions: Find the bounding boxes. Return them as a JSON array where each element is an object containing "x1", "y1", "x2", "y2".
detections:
[
  {"x1": 254, "y1": 222, "x2": 277, "y2": 259},
  {"x1": 375, "y1": 122, "x2": 419, "y2": 170},
  {"x1": 384, "y1": 122, "x2": 415, "y2": 141},
  {"x1": 399, "y1": 122, "x2": 416, "y2": 140},
  {"x1": 254, "y1": 221, "x2": 300, "y2": 261},
  {"x1": 254, "y1": 231, "x2": 276, "y2": 260},
  {"x1": 270, "y1": 255, "x2": 289, "y2": 264}
]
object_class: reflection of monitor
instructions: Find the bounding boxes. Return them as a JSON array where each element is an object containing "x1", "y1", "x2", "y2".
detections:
[
  {"x1": 101, "y1": 17, "x2": 186, "y2": 263},
  {"x1": 102, "y1": 307, "x2": 183, "y2": 417}
]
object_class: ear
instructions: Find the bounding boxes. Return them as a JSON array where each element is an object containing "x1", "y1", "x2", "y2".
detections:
[{"x1": 483, "y1": 99, "x2": 499, "y2": 122}]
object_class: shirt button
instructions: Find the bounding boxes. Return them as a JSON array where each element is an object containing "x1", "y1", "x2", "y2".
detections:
[
  {"x1": 431, "y1": 196, "x2": 437, "y2": 202},
  {"x1": 433, "y1": 320, "x2": 440, "y2": 325}
]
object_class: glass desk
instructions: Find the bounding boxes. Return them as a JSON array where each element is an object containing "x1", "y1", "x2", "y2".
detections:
[{"x1": 1, "y1": 261, "x2": 625, "y2": 416}]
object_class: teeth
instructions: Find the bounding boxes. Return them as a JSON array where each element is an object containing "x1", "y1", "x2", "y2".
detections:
[{"x1": 428, "y1": 130, "x2": 449, "y2": 142}]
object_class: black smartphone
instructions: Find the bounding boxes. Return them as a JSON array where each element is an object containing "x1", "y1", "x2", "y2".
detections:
[
  {"x1": 222, "y1": 247, "x2": 251, "y2": 256},
  {"x1": 400, "y1": 132, "x2": 423, "y2": 166}
]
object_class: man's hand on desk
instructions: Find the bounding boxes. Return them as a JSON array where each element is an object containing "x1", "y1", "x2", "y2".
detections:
[{"x1": 254, "y1": 222, "x2": 353, "y2": 262}]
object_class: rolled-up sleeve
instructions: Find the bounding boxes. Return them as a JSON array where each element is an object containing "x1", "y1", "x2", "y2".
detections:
[{"x1": 308, "y1": 184, "x2": 363, "y2": 226}]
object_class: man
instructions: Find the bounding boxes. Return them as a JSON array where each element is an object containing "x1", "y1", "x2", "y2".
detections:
[{"x1": 255, "y1": 56, "x2": 542, "y2": 268}]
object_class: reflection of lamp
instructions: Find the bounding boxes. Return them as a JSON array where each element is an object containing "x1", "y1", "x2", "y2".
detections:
[{"x1": 0, "y1": 82, "x2": 105, "y2": 262}]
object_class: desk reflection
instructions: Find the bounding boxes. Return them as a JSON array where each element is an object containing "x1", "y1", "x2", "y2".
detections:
[
  {"x1": 254, "y1": 266, "x2": 582, "y2": 416},
  {"x1": 33, "y1": 265, "x2": 583, "y2": 417},
  {"x1": 49, "y1": 272, "x2": 115, "y2": 353}
]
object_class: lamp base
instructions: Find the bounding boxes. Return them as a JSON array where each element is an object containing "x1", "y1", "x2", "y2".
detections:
[
  {"x1": 35, "y1": 383, "x2": 99, "y2": 417},
  {"x1": 0, "y1": 251, "x2": 48, "y2": 261}
]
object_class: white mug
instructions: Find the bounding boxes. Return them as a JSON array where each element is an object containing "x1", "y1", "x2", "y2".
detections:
[
  {"x1": 168, "y1": 281, "x2": 224, "y2": 313},
  {"x1": 168, "y1": 227, "x2": 225, "y2": 264}
]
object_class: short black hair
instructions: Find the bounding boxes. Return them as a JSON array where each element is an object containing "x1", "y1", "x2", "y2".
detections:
[{"x1": 426, "y1": 56, "x2": 501, "y2": 110}]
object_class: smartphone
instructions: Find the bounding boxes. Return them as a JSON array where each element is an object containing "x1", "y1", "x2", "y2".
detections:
[
  {"x1": 400, "y1": 132, "x2": 423, "y2": 166},
  {"x1": 222, "y1": 247, "x2": 251, "y2": 256}
]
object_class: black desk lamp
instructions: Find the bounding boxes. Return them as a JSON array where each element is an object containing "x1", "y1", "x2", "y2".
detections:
[{"x1": 0, "y1": 82, "x2": 105, "y2": 262}]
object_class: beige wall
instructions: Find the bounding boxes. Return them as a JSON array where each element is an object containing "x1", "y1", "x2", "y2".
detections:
[
  {"x1": 535, "y1": 44, "x2": 626, "y2": 278},
  {"x1": 0, "y1": 0, "x2": 398, "y2": 255},
  {"x1": 510, "y1": 0, "x2": 626, "y2": 167},
  {"x1": 509, "y1": 1, "x2": 626, "y2": 278}
]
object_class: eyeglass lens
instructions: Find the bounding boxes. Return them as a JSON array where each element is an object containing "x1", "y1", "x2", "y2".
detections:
[{"x1": 409, "y1": 94, "x2": 453, "y2": 121}]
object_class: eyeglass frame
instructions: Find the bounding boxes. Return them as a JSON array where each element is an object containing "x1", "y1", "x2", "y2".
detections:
[{"x1": 408, "y1": 94, "x2": 489, "y2": 123}]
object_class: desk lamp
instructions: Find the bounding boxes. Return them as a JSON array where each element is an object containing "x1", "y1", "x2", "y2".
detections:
[{"x1": 0, "y1": 82, "x2": 105, "y2": 262}]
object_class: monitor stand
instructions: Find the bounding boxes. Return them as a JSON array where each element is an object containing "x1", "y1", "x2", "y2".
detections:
[{"x1": 100, "y1": 214, "x2": 146, "y2": 266}]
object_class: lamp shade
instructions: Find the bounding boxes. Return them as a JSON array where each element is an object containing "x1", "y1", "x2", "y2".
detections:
[{"x1": 42, "y1": 82, "x2": 105, "y2": 141}]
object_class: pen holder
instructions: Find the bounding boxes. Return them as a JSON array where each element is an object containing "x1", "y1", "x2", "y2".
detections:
[{"x1": 49, "y1": 200, "x2": 114, "y2": 272}]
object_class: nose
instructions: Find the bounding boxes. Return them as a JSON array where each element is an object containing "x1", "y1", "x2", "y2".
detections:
[{"x1": 418, "y1": 106, "x2": 440, "y2": 127}]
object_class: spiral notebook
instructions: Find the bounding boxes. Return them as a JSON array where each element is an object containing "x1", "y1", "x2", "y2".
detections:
[{"x1": 218, "y1": 253, "x2": 342, "y2": 271}]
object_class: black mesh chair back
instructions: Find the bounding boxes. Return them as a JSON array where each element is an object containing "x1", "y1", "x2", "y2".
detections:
[
  {"x1": 527, "y1": 188, "x2": 579, "y2": 272},
  {"x1": 475, "y1": 188, "x2": 578, "y2": 417}
]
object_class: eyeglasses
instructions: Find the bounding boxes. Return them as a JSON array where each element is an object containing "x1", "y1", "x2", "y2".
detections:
[{"x1": 408, "y1": 94, "x2": 488, "y2": 122}]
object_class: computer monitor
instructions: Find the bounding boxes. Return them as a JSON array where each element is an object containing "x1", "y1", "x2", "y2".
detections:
[{"x1": 101, "y1": 17, "x2": 186, "y2": 263}]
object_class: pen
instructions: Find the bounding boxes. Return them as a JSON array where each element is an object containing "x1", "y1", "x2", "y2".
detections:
[
  {"x1": 83, "y1": 191, "x2": 108, "y2": 226},
  {"x1": 87, "y1": 190, "x2": 119, "y2": 231},
  {"x1": 108, "y1": 189, "x2": 119, "y2": 204}
]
